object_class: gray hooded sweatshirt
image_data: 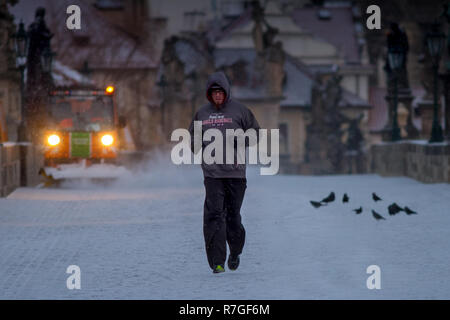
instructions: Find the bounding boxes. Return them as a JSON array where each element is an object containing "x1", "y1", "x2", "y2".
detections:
[{"x1": 189, "y1": 71, "x2": 260, "y2": 178}]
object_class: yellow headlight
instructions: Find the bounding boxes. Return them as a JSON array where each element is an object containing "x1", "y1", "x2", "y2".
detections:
[
  {"x1": 105, "y1": 86, "x2": 115, "y2": 94},
  {"x1": 48, "y1": 134, "x2": 60, "y2": 146},
  {"x1": 101, "y1": 134, "x2": 114, "y2": 146}
]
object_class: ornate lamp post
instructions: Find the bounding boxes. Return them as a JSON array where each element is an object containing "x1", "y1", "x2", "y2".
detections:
[
  {"x1": 40, "y1": 46, "x2": 54, "y2": 74},
  {"x1": 14, "y1": 21, "x2": 28, "y2": 141},
  {"x1": 156, "y1": 74, "x2": 168, "y2": 137},
  {"x1": 40, "y1": 45, "x2": 55, "y2": 93},
  {"x1": 426, "y1": 22, "x2": 445, "y2": 143},
  {"x1": 388, "y1": 46, "x2": 404, "y2": 141}
]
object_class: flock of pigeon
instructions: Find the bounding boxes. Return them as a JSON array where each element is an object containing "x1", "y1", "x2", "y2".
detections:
[{"x1": 310, "y1": 192, "x2": 418, "y2": 220}]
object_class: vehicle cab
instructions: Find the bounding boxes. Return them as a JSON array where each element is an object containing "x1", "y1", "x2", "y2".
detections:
[{"x1": 44, "y1": 86, "x2": 122, "y2": 166}]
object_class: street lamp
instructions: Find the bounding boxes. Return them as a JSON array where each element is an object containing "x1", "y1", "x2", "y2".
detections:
[
  {"x1": 15, "y1": 21, "x2": 28, "y2": 61},
  {"x1": 156, "y1": 74, "x2": 168, "y2": 136},
  {"x1": 40, "y1": 46, "x2": 55, "y2": 92},
  {"x1": 40, "y1": 46, "x2": 54, "y2": 74},
  {"x1": 426, "y1": 21, "x2": 445, "y2": 143},
  {"x1": 388, "y1": 46, "x2": 404, "y2": 141},
  {"x1": 14, "y1": 21, "x2": 28, "y2": 141}
]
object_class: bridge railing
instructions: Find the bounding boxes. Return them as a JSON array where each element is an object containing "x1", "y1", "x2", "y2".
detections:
[
  {"x1": 0, "y1": 143, "x2": 20, "y2": 197},
  {"x1": 370, "y1": 141, "x2": 450, "y2": 183},
  {"x1": 0, "y1": 143, "x2": 43, "y2": 197}
]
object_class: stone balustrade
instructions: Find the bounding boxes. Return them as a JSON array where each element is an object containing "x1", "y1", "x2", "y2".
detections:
[
  {"x1": 0, "y1": 142, "x2": 43, "y2": 197},
  {"x1": 370, "y1": 141, "x2": 450, "y2": 183}
]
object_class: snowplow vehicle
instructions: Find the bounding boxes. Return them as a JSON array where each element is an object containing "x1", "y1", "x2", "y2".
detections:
[{"x1": 41, "y1": 86, "x2": 127, "y2": 184}]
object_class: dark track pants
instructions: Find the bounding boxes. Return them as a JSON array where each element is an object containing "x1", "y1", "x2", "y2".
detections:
[{"x1": 203, "y1": 177, "x2": 247, "y2": 270}]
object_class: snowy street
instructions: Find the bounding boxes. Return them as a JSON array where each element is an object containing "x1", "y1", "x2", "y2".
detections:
[{"x1": 1, "y1": 160, "x2": 450, "y2": 299}]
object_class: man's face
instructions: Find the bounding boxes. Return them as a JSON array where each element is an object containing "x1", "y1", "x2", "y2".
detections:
[{"x1": 211, "y1": 89, "x2": 225, "y2": 106}]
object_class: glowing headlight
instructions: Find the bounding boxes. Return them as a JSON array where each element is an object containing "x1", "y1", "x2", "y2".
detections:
[
  {"x1": 47, "y1": 134, "x2": 60, "y2": 146},
  {"x1": 105, "y1": 86, "x2": 115, "y2": 94},
  {"x1": 101, "y1": 134, "x2": 114, "y2": 146}
]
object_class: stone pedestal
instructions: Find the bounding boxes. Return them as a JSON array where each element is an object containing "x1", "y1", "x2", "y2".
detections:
[
  {"x1": 399, "y1": 89, "x2": 420, "y2": 139},
  {"x1": 417, "y1": 100, "x2": 440, "y2": 139},
  {"x1": 383, "y1": 89, "x2": 419, "y2": 141}
]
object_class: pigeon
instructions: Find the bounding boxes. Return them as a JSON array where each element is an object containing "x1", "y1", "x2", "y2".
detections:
[
  {"x1": 404, "y1": 206, "x2": 417, "y2": 215},
  {"x1": 321, "y1": 192, "x2": 335, "y2": 204},
  {"x1": 372, "y1": 210, "x2": 386, "y2": 220},
  {"x1": 342, "y1": 193, "x2": 349, "y2": 203},
  {"x1": 353, "y1": 207, "x2": 363, "y2": 214},
  {"x1": 372, "y1": 193, "x2": 382, "y2": 202},
  {"x1": 388, "y1": 203, "x2": 404, "y2": 216},
  {"x1": 310, "y1": 201, "x2": 325, "y2": 208}
]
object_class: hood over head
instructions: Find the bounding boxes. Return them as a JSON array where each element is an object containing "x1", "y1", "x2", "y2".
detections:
[{"x1": 206, "y1": 71, "x2": 231, "y2": 106}]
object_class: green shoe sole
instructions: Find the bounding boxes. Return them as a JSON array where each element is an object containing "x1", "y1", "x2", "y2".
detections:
[{"x1": 213, "y1": 265, "x2": 225, "y2": 273}]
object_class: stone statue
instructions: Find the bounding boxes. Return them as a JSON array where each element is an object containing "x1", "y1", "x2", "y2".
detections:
[
  {"x1": 263, "y1": 24, "x2": 279, "y2": 49},
  {"x1": 304, "y1": 73, "x2": 349, "y2": 174},
  {"x1": 250, "y1": 1, "x2": 284, "y2": 97},
  {"x1": 324, "y1": 74, "x2": 343, "y2": 116},
  {"x1": 346, "y1": 114, "x2": 364, "y2": 152},
  {"x1": 323, "y1": 74, "x2": 348, "y2": 171},
  {"x1": 26, "y1": 7, "x2": 53, "y2": 80},
  {"x1": 161, "y1": 36, "x2": 179, "y2": 65},
  {"x1": 251, "y1": 1, "x2": 264, "y2": 54},
  {"x1": 25, "y1": 7, "x2": 54, "y2": 141},
  {"x1": 264, "y1": 41, "x2": 285, "y2": 96},
  {"x1": 160, "y1": 36, "x2": 184, "y2": 91},
  {"x1": 344, "y1": 114, "x2": 365, "y2": 173}
]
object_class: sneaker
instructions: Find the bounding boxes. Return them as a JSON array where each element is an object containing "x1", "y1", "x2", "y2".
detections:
[
  {"x1": 213, "y1": 264, "x2": 225, "y2": 273},
  {"x1": 227, "y1": 254, "x2": 240, "y2": 271}
]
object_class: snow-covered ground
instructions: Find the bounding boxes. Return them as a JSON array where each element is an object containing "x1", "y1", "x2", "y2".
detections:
[{"x1": 1, "y1": 156, "x2": 450, "y2": 299}]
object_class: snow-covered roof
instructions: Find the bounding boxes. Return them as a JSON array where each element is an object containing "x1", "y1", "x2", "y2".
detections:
[
  {"x1": 9, "y1": 0, "x2": 157, "y2": 70},
  {"x1": 213, "y1": 47, "x2": 367, "y2": 108},
  {"x1": 52, "y1": 60, "x2": 94, "y2": 87},
  {"x1": 213, "y1": 48, "x2": 271, "y2": 101},
  {"x1": 281, "y1": 55, "x2": 315, "y2": 107},
  {"x1": 207, "y1": 7, "x2": 253, "y2": 44},
  {"x1": 208, "y1": 4, "x2": 361, "y2": 64},
  {"x1": 174, "y1": 39, "x2": 209, "y2": 76},
  {"x1": 339, "y1": 89, "x2": 371, "y2": 108}
]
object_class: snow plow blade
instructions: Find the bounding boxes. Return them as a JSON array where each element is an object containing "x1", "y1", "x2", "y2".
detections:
[{"x1": 39, "y1": 164, "x2": 129, "y2": 188}]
